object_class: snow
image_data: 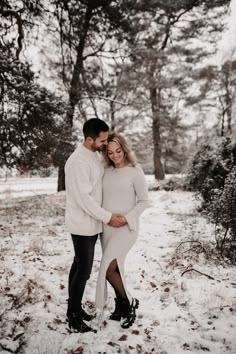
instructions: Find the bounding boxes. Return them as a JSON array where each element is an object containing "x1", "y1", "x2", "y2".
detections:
[
  {"x1": 0, "y1": 177, "x2": 57, "y2": 200},
  {"x1": 0, "y1": 178, "x2": 236, "y2": 354}
]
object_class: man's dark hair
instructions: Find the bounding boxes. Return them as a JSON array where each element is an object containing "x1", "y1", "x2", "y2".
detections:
[{"x1": 83, "y1": 118, "x2": 109, "y2": 139}]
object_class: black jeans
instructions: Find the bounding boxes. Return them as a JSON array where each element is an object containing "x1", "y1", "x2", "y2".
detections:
[{"x1": 68, "y1": 234, "x2": 98, "y2": 315}]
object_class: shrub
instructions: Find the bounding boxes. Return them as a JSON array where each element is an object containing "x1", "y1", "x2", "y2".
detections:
[
  {"x1": 187, "y1": 137, "x2": 236, "y2": 261},
  {"x1": 149, "y1": 175, "x2": 190, "y2": 191},
  {"x1": 187, "y1": 137, "x2": 236, "y2": 205},
  {"x1": 208, "y1": 168, "x2": 236, "y2": 261}
]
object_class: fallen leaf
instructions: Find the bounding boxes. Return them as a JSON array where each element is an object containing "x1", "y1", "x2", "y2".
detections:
[
  {"x1": 144, "y1": 328, "x2": 152, "y2": 335},
  {"x1": 108, "y1": 342, "x2": 121, "y2": 351},
  {"x1": 54, "y1": 318, "x2": 63, "y2": 325},
  {"x1": 132, "y1": 330, "x2": 139, "y2": 335},
  {"x1": 150, "y1": 282, "x2": 157, "y2": 288},
  {"x1": 47, "y1": 324, "x2": 55, "y2": 331},
  {"x1": 118, "y1": 334, "x2": 128, "y2": 341},
  {"x1": 164, "y1": 287, "x2": 170, "y2": 292},
  {"x1": 108, "y1": 342, "x2": 116, "y2": 347},
  {"x1": 151, "y1": 321, "x2": 160, "y2": 327},
  {"x1": 183, "y1": 343, "x2": 190, "y2": 350},
  {"x1": 136, "y1": 344, "x2": 143, "y2": 353},
  {"x1": 60, "y1": 284, "x2": 65, "y2": 290}
]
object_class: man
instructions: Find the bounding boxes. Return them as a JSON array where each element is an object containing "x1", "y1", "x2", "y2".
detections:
[{"x1": 65, "y1": 118, "x2": 125, "y2": 333}]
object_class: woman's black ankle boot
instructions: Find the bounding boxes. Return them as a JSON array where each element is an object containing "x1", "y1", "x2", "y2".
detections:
[
  {"x1": 110, "y1": 298, "x2": 123, "y2": 321},
  {"x1": 120, "y1": 298, "x2": 139, "y2": 329}
]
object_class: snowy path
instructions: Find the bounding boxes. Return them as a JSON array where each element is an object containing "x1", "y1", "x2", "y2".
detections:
[{"x1": 0, "y1": 190, "x2": 235, "y2": 354}]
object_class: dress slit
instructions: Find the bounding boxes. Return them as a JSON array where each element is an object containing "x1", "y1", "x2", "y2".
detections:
[{"x1": 95, "y1": 253, "x2": 132, "y2": 310}]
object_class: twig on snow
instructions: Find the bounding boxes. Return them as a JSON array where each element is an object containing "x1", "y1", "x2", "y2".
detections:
[
  {"x1": 176, "y1": 240, "x2": 206, "y2": 255},
  {"x1": 181, "y1": 268, "x2": 215, "y2": 280}
]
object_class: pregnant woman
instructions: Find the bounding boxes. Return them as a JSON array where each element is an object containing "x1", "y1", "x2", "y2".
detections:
[{"x1": 95, "y1": 132, "x2": 149, "y2": 329}]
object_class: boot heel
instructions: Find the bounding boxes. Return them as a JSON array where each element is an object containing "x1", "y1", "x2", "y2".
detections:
[
  {"x1": 133, "y1": 298, "x2": 139, "y2": 309},
  {"x1": 120, "y1": 298, "x2": 138, "y2": 329}
]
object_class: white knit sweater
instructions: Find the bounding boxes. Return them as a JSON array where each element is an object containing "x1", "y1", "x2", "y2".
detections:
[{"x1": 65, "y1": 144, "x2": 112, "y2": 236}]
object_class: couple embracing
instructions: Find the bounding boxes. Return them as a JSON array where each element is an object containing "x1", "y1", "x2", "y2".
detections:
[{"x1": 65, "y1": 118, "x2": 148, "y2": 333}]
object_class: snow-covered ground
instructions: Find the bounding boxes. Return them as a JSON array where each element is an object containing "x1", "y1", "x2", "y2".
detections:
[
  {"x1": 0, "y1": 175, "x2": 160, "y2": 200},
  {"x1": 0, "y1": 178, "x2": 235, "y2": 354},
  {"x1": 0, "y1": 177, "x2": 57, "y2": 200}
]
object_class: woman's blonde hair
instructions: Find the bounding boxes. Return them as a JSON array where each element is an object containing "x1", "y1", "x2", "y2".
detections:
[{"x1": 103, "y1": 132, "x2": 137, "y2": 167}]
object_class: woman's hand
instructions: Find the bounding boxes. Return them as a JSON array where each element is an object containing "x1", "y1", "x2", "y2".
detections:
[
  {"x1": 117, "y1": 216, "x2": 127, "y2": 224},
  {"x1": 108, "y1": 214, "x2": 127, "y2": 227}
]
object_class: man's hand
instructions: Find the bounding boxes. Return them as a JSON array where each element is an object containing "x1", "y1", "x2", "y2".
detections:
[{"x1": 108, "y1": 214, "x2": 127, "y2": 227}]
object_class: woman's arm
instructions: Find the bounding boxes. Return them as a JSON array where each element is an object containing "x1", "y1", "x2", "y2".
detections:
[{"x1": 125, "y1": 166, "x2": 149, "y2": 231}]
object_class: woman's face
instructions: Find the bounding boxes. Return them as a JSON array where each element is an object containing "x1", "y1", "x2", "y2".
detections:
[{"x1": 107, "y1": 141, "x2": 125, "y2": 167}]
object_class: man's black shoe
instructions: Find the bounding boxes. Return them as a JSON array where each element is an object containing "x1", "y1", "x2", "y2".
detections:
[
  {"x1": 81, "y1": 308, "x2": 94, "y2": 321},
  {"x1": 68, "y1": 313, "x2": 97, "y2": 333},
  {"x1": 66, "y1": 307, "x2": 94, "y2": 322}
]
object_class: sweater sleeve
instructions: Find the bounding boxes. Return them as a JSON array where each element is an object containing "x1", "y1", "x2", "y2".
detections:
[
  {"x1": 125, "y1": 166, "x2": 149, "y2": 231},
  {"x1": 68, "y1": 161, "x2": 112, "y2": 224}
]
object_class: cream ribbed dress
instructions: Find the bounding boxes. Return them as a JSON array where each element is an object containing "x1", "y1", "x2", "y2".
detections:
[{"x1": 95, "y1": 165, "x2": 149, "y2": 310}]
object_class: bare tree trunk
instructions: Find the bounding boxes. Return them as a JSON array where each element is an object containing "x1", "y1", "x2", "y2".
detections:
[
  {"x1": 57, "y1": 6, "x2": 93, "y2": 192},
  {"x1": 110, "y1": 100, "x2": 115, "y2": 130},
  {"x1": 57, "y1": 164, "x2": 66, "y2": 191},
  {"x1": 150, "y1": 86, "x2": 165, "y2": 180},
  {"x1": 226, "y1": 96, "x2": 232, "y2": 135},
  {"x1": 221, "y1": 111, "x2": 225, "y2": 137}
]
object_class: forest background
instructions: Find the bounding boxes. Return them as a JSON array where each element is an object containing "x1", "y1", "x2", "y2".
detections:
[
  {"x1": 1, "y1": 2, "x2": 236, "y2": 353},
  {"x1": 1, "y1": 0, "x2": 236, "y2": 190}
]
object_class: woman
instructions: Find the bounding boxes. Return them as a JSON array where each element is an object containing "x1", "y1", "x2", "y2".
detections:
[{"x1": 95, "y1": 132, "x2": 149, "y2": 329}]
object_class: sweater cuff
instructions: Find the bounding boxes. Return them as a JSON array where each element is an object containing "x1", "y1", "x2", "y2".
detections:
[
  {"x1": 125, "y1": 213, "x2": 137, "y2": 231},
  {"x1": 103, "y1": 211, "x2": 112, "y2": 224}
]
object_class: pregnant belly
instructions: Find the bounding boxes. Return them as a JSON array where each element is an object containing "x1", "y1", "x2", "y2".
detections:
[{"x1": 102, "y1": 205, "x2": 132, "y2": 214}]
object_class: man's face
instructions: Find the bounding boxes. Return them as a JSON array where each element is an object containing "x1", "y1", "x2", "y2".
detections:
[{"x1": 91, "y1": 131, "x2": 109, "y2": 151}]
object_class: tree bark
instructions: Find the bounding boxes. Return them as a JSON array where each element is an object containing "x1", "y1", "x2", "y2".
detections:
[
  {"x1": 225, "y1": 90, "x2": 232, "y2": 135},
  {"x1": 150, "y1": 86, "x2": 165, "y2": 180},
  {"x1": 110, "y1": 100, "x2": 115, "y2": 130},
  {"x1": 1, "y1": 10, "x2": 24, "y2": 59},
  {"x1": 57, "y1": 6, "x2": 93, "y2": 192}
]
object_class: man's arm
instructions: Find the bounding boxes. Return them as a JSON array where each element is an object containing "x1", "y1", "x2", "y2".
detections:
[{"x1": 67, "y1": 161, "x2": 112, "y2": 224}]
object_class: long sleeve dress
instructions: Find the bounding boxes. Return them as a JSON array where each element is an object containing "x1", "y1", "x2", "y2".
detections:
[{"x1": 95, "y1": 165, "x2": 149, "y2": 310}]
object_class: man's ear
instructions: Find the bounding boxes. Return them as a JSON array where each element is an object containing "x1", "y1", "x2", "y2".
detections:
[{"x1": 86, "y1": 137, "x2": 94, "y2": 145}]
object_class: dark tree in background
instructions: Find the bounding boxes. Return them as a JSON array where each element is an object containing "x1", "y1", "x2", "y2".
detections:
[
  {"x1": 0, "y1": 1, "x2": 67, "y2": 175},
  {"x1": 187, "y1": 60, "x2": 236, "y2": 138},
  {"x1": 51, "y1": 0, "x2": 137, "y2": 191},
  {"x1": 120, "y1": 0, "x2": 231, "y2": 180}
]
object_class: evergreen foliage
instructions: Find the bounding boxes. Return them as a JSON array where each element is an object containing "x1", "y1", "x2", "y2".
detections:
[
  {"x1": 187, "y1": 137, "x2": 236, "y2": 261},
  {"x1": 0, "y1": 52, "x2": 68, "y2": 172},
  {"x1": 0, "y1": 0, "x2": 74, "y2": 174}
]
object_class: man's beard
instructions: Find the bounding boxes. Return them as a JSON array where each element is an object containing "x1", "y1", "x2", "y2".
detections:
[
  {"x1": 96, "y1": 145, "x2": 104, "y2": 152},
  {"x1": 91, "y1": 143, "x2": 104, "y2": 152}
]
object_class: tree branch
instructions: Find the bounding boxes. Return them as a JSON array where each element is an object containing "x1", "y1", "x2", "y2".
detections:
[
  {"x1": 1, "y1": 10, "x2": 24, "y2": 59},
  {"x1": 161, "y1": 0, "x2": 201, "y2": 51},
  {"x1": 81, "y1": 95, "x2": 128, "y2": 105}
]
